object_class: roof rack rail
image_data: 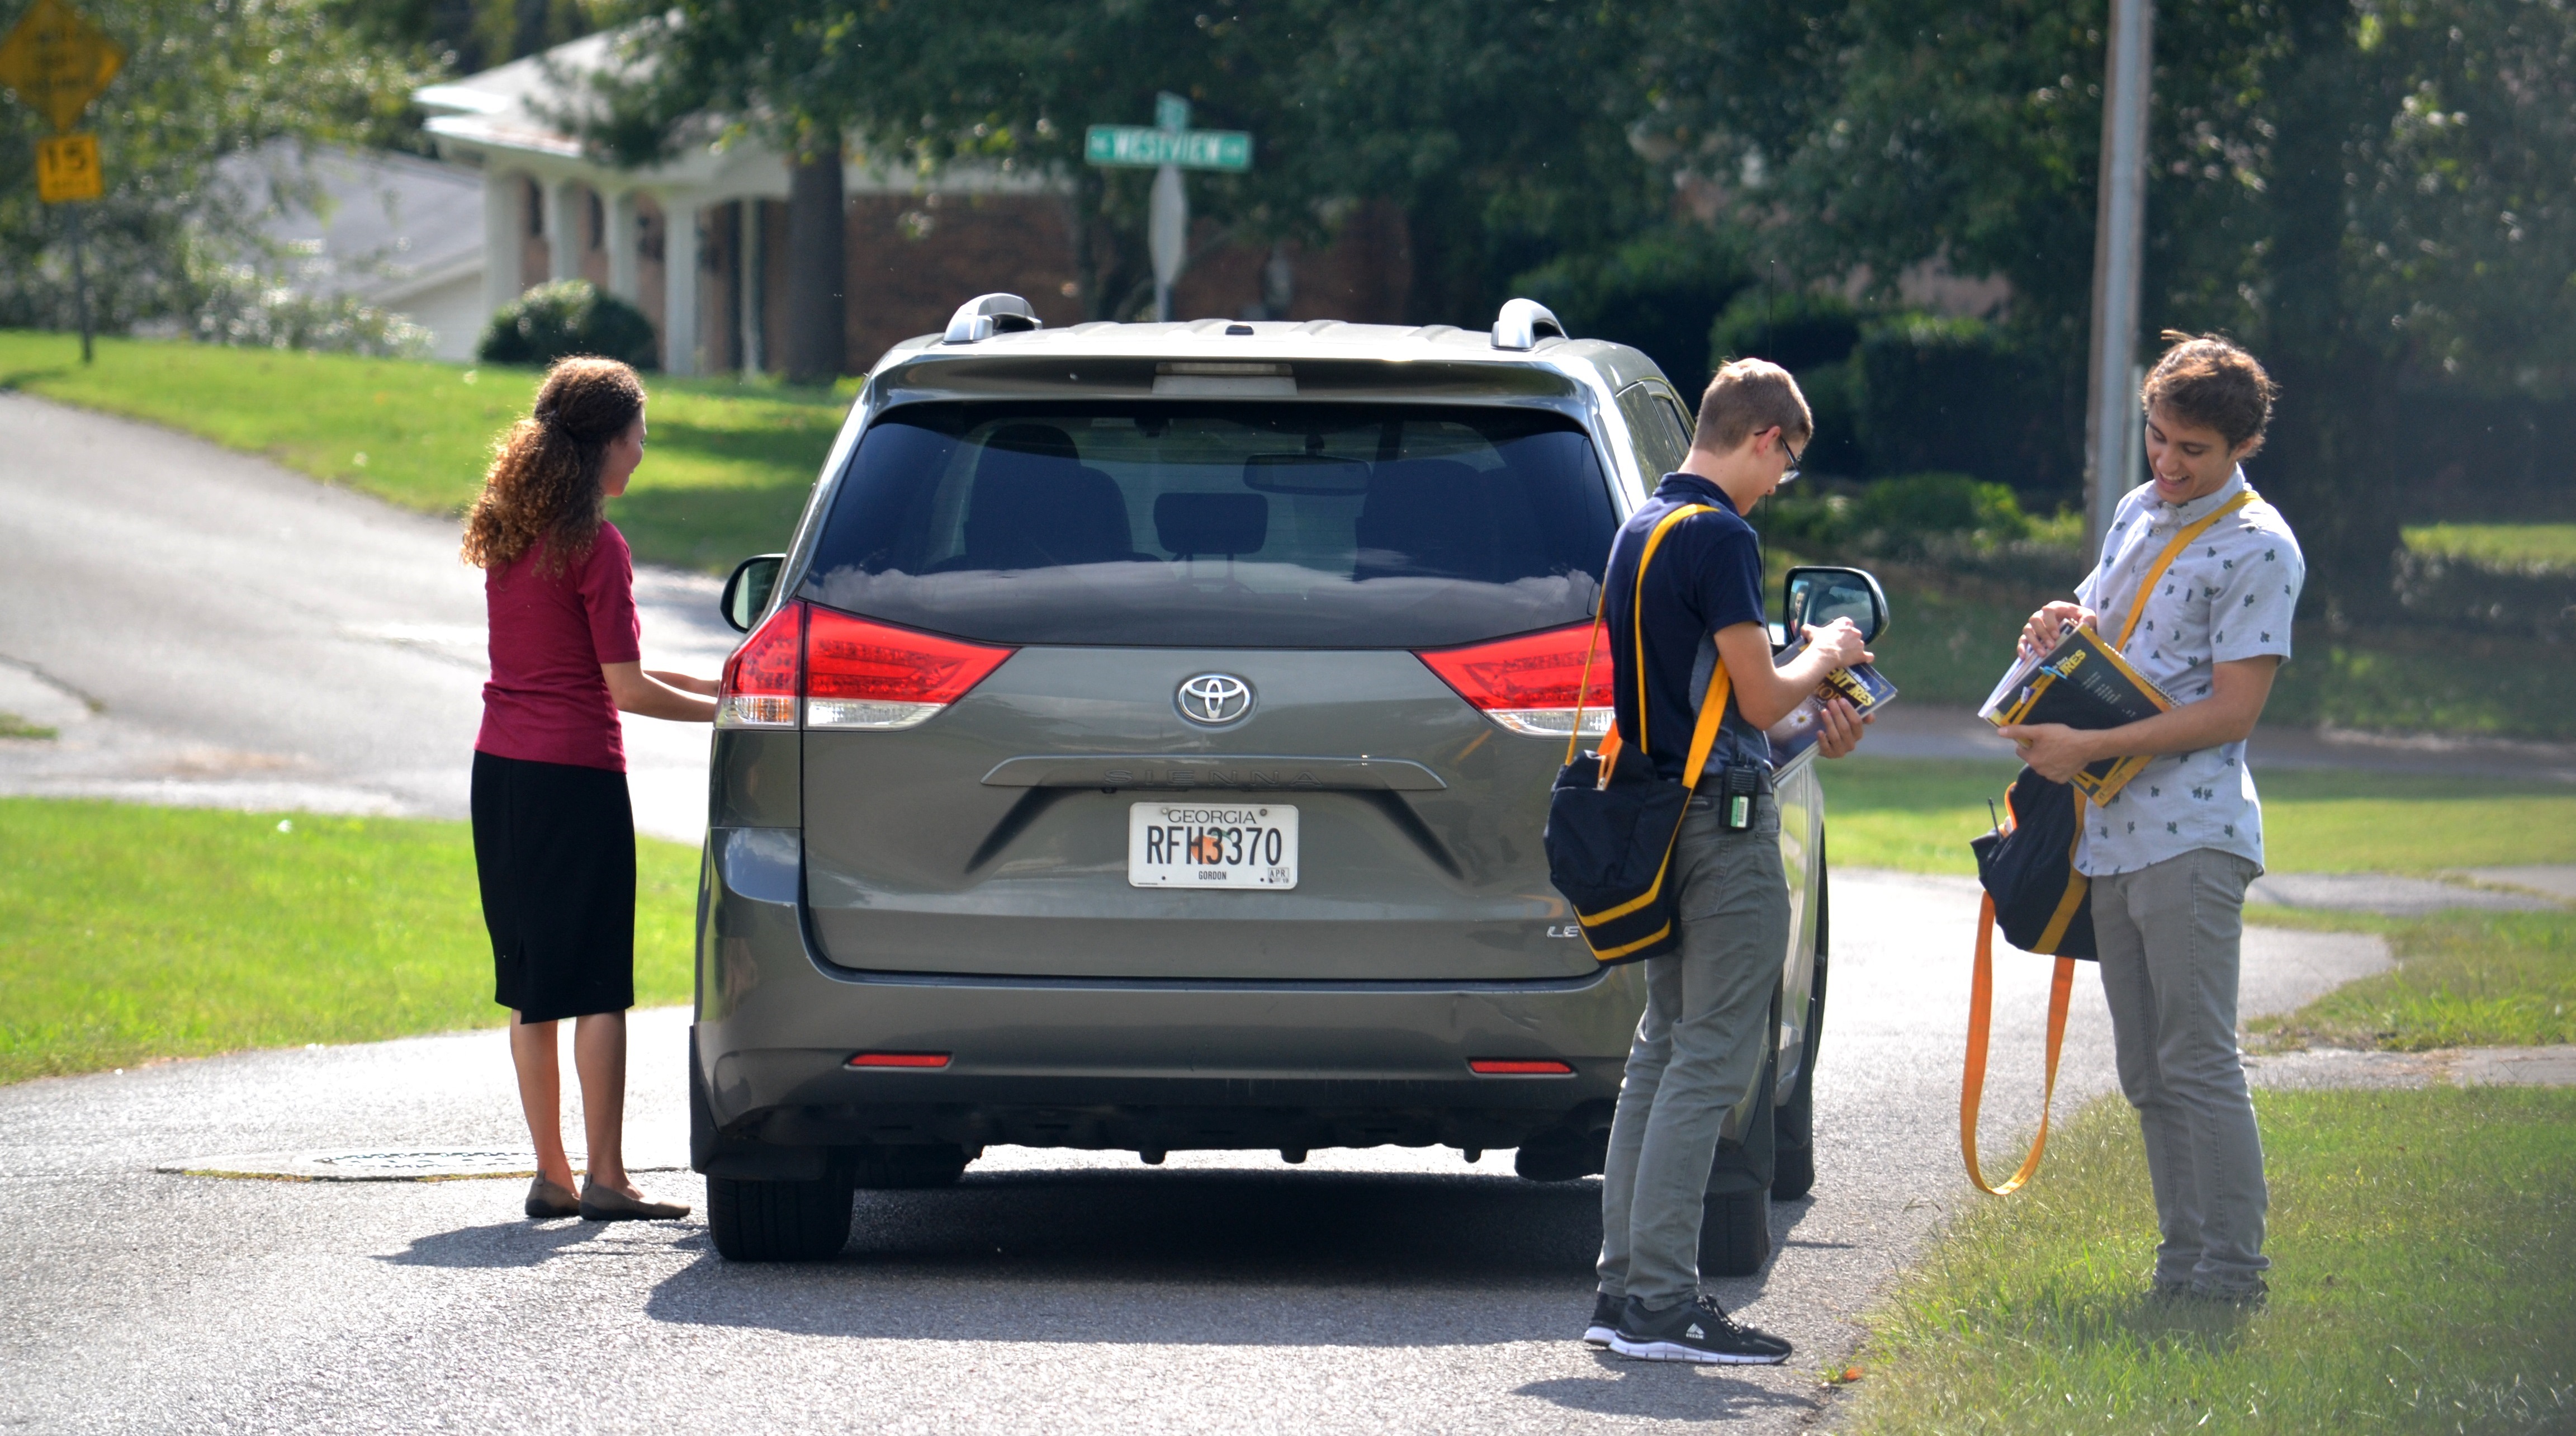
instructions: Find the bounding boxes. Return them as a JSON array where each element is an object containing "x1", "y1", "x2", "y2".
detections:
[
  {"x1": 1490, "y1": 297, "x2": 1566, "y2": 351},
  {"x1": 943, "y1": 293, "x2": 1043, "y2": 344}
]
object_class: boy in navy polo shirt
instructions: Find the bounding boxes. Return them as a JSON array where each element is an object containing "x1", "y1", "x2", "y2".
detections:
[{"x1": 1587, "y1": 359, "x2": 1873, "y2": 1364}]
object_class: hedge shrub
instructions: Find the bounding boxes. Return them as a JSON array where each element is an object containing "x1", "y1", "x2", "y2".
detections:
[{"x1": 476, "y1": 280, "x2": 659, "y2": 370}]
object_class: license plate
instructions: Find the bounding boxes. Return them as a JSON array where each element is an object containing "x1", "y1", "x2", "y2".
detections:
[{"x1": 1128, "y1": 801, "x2": 1298, "y2": 889}]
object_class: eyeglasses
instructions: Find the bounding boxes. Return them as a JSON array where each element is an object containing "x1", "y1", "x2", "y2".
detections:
[{"x1": 1773, "y1": 428, "x2": 1803, "y2": 484}]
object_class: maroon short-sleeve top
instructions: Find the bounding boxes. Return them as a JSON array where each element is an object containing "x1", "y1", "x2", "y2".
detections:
[{"x1": 475, "y1": 522, "x2": 642, "y2": 772}]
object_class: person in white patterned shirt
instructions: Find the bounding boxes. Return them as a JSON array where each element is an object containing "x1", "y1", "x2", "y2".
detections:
[{"x1": 2001, "y1": 333, "x2": 2305, "y2": 1307}]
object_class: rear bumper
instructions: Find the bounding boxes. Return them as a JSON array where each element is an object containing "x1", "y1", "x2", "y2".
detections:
[{"x1": 694, "y1": 825, "x2": 1646, "y2": 1161}]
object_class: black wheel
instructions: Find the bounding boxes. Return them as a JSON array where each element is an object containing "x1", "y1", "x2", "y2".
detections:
[
  {"x1": 1699, "y1": 1186, "x2": 1774, "y2": 1278},
  {"x1": 707, "y1": 1170, "x2": 855, "y2": 1262},
  {"x1": 849, "y1": 1143, "x2": 973, "y2": 1189}
]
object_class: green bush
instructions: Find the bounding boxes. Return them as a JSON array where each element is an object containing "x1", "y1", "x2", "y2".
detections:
[
  {"x1": 1854, "y1": 471, "x2": 2032, "y2": 548},
  {"x1": 1514, "y1": 226, "x2": 1749, "y2": 397},
  {"x1": 1708, "y1": 287, "x2": 1865, "y2": 478},
  {"x1": 1854, "y1": 314, "x2": 2076, "y2": 500},
  {"x1": 476, "y1": 280, "x2": 659, "y2": 370}
]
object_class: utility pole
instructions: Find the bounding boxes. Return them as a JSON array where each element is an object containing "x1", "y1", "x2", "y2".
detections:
[{"x1": 2083, "y1": 0, "x2": 2154, "y2": 561}]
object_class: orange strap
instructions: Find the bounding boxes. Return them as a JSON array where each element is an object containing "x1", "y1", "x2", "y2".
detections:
[{"x1": 1961, "y1": 892, "x2": 2076, "y2": 1196}]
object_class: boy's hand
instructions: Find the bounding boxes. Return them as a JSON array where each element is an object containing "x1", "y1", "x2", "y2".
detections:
[
  {"x1": 1815, "y1": 697, "x2": 1872, "y2": 759},
  {"x1": 1997, "y1": 722, "x2": 2099, "y2": 782},
  {"x1": 2019, "y1": 602, "x2": 2096, "y2": 656},
  {"x1": 1803, "y1": 618, "x2": 1872, "y2": 672}
]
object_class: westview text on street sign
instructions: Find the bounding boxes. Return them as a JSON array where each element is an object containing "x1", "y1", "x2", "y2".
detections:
[
  {"x1": 36, "y1": 130, "x2": 99, "y2": 202},
  {"x1": 0, "y1": 0, "x2": 125, "y2": 133},
  {"x1": 1085, "y1": 125, "x2": 1252, "y2": 172}
]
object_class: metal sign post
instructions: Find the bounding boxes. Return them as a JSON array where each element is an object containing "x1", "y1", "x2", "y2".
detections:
[
  {"x1": 1085, "y1": 93, "x2": 1254, "y2": 322},
  {"x1": 2082, "y1": 0, "x2": 2154, "y2": 560},
  {"x1": 1, "y1": 0, "x2": 126, "y2": 363}
]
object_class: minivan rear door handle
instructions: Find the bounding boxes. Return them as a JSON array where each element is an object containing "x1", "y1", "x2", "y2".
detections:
[{"x1": 979, "y1": 755, "x2": 1448, "y2": 792}]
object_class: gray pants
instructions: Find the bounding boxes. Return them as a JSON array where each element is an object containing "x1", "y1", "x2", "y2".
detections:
[
  {"x1": 1595, "y1": 795, "x2": 1788, "y2": 1310},
  {"x1": 2092, "y1": 847, "x2": 2270, "y2": 1293}
]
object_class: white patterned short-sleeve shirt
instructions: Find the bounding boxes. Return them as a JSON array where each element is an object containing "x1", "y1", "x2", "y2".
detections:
[{"x1": 2071, "y1": 469, "x2": 2305, "y2": 877}]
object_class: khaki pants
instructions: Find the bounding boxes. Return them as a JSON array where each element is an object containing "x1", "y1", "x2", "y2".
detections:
[
  {"x1": 1595, "y1": 793, "x2": 1788, "y2": 1310},
  {"x1": 2092, "y1": 847, "x2": 2270, "y2": 1293}
]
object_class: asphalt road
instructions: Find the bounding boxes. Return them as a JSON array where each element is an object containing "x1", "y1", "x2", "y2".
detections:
[
  {"x1": 0, "y1": 392, "x2": 735, "y2": 844},
  {"x1": 0, "y1": 394, "x2": 2395, "y2": 1433}
]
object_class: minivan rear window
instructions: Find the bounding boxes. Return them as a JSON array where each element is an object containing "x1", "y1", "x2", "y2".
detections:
[{"x1": 799, "y1": 403, "x2": 1618, "y2": 648}]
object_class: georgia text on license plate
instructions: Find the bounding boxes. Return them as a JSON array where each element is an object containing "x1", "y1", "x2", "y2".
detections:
[{"x1": 1128, "y1": 802, "x2": 1298, "y2": 889}]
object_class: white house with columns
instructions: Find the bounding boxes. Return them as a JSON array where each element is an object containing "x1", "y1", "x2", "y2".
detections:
[{"x1": 413, "y1": 29, "x2": 1061, "y2": 376}]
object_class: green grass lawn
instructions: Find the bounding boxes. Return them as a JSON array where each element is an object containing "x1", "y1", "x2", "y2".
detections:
[
  {"x1": 1818, "y1": 758, "x2": 2576, "y2": 877},
  {"x1": 0, "y1": 799, "x2": 700, "y2": 1084},
  {"x1": 2403, "y1": 522, "x2": 2576, "y2": 575},
  {"x1": 1840, "y1": 1088, "x2": 2576, "y2": 1434},
  {"x1": 2243, "y1": 906, "x2": 2576, "y2": 1052},
  {"x1": 0, "y1": 330, "x2": 844, "y2": 574}
]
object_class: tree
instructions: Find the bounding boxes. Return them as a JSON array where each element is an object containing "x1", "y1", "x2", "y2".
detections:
[
  {"x1": 1636, "y1": 0, "x2": 2576, "y2": 615},
  {"x1": 0, "y1": 0, "x2": 432, "y2": 336}
]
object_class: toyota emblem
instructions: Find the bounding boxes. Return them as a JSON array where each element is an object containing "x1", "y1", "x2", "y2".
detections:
[{"x1": 1176, "y1": 673, "x2": 1253, "y2": 725}]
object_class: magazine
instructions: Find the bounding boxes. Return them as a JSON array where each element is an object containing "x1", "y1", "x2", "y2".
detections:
[
  {"x1": 1767, "y1": 640, "x2": 1900, "y2": 771},
  {"x1": 1977, "y1": 623, "x2": 2175, "y2": 804}
]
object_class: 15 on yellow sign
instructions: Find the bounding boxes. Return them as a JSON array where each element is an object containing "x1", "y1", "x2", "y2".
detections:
[{"x1": 37, "y1": 130, "x2": 100, "y2": 203}]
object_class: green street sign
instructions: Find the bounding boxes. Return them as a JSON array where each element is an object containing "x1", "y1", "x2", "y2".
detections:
[{"x1": 1085, "y1": 125, "x2": 1252, "y2": 172}]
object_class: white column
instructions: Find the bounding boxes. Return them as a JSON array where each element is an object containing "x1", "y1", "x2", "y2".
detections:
[
  {"x1": 605, "y1": 189, "x2": 641, "y2": 303},
  {"x1": 2083, "y1": 0, "x2": 2155, "y2": 559},
  {"x1": 481, "y1": 167, "x2": 523, "y2": 318},
  {"x1": 662, "y1": 199, "x2": 700, "y2": 376},
  {"x1": 544, "y1": 177, "x2": 581, "y2": 284},
  {"x1": 737, "y1": 199, "x2": 764, "y2": 376}
]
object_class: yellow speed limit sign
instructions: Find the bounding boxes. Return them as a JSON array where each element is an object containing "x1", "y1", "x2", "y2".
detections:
[{"x1": 36, "y1": 130, "x2": 100, "y2": 203}]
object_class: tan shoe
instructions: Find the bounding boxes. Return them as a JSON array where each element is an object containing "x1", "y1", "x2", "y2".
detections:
[
  {"x1": 578, "y1": 1181, "x2": 690, "y2": 1221},
  {"x1": 524, "y1": 1177, "x2": 580, "y2": 1219}
]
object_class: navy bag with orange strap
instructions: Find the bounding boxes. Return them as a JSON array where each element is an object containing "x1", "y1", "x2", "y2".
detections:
[{"x1": 1543, "y1": 503, "x2": 1734, "y2": 966}]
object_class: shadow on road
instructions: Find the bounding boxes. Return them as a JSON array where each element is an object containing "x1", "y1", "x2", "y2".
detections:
[
  {"x1": 633, "y1": 1168, "x2": 1817, "y2": 1352},
  {"x1": 375, "y1": 1218, "x2": 678, "y2": 1269},
  {"x1": 1517, "y1": 1354, "x2": 1816, "y2": 1423}
]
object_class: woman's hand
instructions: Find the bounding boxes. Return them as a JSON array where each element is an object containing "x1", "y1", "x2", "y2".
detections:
[
  {"x1": 1813, "y1": 697, "x2": 1872, "y2": 759},
  {"x1": 1995, "y1": 722, "x2": 2101, "y2": 782},
  {"x1": 2020, "y1": 601, "x2": 2096, "y2": 656}
]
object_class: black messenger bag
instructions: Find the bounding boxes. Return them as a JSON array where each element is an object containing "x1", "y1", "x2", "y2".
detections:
[{"x1": 1543, "y1": 504, "x2": 1731, "y2": 966}]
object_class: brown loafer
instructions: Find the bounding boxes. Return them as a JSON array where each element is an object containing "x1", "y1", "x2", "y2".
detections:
[
  {"x1": 524, "y1": 1177, "x2": 580, "y2": 1219},
  {"x1": 578, "y1": 1181, "x2": 690, "y2": 1221}
]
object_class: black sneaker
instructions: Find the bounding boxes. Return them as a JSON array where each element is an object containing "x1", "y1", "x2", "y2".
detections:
[
  {"x1": 2188, "y1": 1277, "x2": 2268, "y2": 1310},
  {"x1": 1608, "y1": 1294, "x2": 1793, "y2": 1364},
  {"x1": 1582, "y1": 1291, "x2": 1621, "y2": 1347}
]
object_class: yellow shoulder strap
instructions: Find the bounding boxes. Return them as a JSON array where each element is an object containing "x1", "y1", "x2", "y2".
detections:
[
  {"x1": 1586, "y1": 505, "x2": 1732, "y2": 787},
  {"x1": 2112, "y1": 489, "x2": 2259, "y2": 650}
]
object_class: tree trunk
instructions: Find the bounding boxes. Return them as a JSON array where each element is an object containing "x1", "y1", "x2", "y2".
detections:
[
  {"x1": 2253, "y1": 0, "x2": 2403, "y2": 624},
  {"x1": 785, "y1": 144, "x2": 846, "y2": 385}
]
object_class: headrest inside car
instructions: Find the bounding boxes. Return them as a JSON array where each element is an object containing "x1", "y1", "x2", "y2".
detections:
[{"x1": 1155, "y1": 492, "x2": 1269, "y2": 556}]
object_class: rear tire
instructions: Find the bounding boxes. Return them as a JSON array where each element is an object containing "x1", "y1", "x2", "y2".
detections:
[
  {"x1": 707, "y1": 1170, "x2": 855, "y2": 1262},
  {"x1": 849, "y1": 1143, "x2": 973, "y2": 1189},
  {"x1": 1699, "y1": 1187, "x2": 1773, "y2": 1278}
]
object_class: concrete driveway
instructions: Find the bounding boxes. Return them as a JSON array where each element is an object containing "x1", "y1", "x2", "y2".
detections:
[{"x1": 0, "y1": 393, "x2": 2394, "y2": 1432}]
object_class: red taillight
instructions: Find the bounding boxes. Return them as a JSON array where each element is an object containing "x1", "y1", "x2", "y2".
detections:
[
  {"x1": 846, "y1": 1051, "x2": 951, "y2": 1068},
  {"x1": 714, "y1": 600, "x2": 1015, "y2": 732},
  {"x1": 804, "y1": 607, "x2": 1014, "y2": 730},
  {"x1": 716, "y1": 601, "x2": 802, "y2": 728},
  {"x1": 1469, "y1": 1059, "x2": 1576, "y2": 1075},
  {"x1": 1415, "y1": 622, "x2": 1614, "y2": 738}
]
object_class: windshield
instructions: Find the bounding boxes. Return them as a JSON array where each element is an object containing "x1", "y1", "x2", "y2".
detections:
[{"x1": 799, "y1": 401, "x2": 1618, "y2": 648}]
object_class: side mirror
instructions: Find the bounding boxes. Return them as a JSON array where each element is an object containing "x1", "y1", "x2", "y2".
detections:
[
  {"x1": 1784, "y1": 565, "x2": 1890, "y2": 644},
  {"x1": 719, "y1": 554, "x2": 786, "y2": 633}
]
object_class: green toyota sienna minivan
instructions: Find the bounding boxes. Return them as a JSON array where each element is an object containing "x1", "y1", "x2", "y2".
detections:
[{"x1": 692, "y1": 294, "x2": 1883, "y2": 1267}]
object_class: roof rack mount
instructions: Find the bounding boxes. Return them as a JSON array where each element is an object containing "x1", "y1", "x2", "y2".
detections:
[
  {"x1": 943, "y1": 293, "x2": 1043, "y2": 344},
  {"x1": 1490, "y1": 297, "x2": 1567, "y2": 351}
]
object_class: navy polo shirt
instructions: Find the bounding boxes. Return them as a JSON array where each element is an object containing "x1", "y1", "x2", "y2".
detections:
[{"x1": 1602, "y1": 474, "x2": 1770, "y2": 782}]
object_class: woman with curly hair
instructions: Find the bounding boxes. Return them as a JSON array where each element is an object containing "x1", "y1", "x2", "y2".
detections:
[{"x1": 462, "y1": 356, "x2": 715, "y2": 1223}]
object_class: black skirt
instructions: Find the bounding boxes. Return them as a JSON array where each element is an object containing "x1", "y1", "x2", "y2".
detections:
[{"x1": 471, "y1": 750, "x2": 636, "y2": 1023}]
